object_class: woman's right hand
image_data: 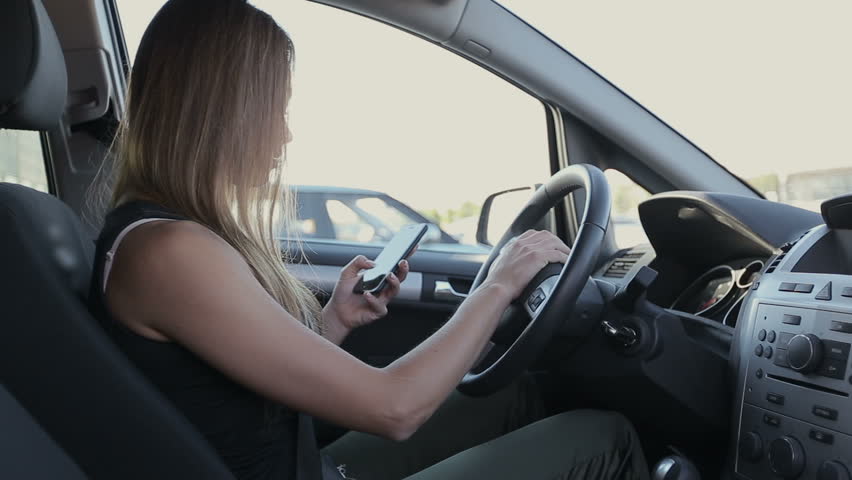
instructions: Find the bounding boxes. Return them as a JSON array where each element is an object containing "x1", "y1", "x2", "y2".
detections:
[{"x1": 481, "y1": 230, "x2": 571, "y2": 300}]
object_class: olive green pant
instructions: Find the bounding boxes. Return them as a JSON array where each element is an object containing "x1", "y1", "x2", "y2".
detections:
[{"x1": 324, "y1": 378, "x2": 650, "y2": 480}]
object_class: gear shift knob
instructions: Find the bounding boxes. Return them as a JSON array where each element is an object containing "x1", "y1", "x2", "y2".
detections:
[{"x1": 652, "y1": 455, "x2": 701, "y2": 480}]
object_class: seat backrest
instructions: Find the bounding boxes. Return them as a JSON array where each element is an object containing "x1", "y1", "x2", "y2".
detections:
[
  {"x1": 0, "y1": 384, "x2": 87, "y2": 480},
  {"x1": 0, "y1": 1, "x2": 235, "y2": 478}
]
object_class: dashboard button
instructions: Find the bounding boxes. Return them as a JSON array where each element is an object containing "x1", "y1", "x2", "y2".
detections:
[
  {"x1": 763, "y1": 413, "x2": 781, "y2": 427},
  {"x1": 809, "y1": 429, "x2": 834, "y2": 445},
  {"x1": 783, "y1": 314, "x2": 802, "y2": 325},
  {"x1": 767, "y1": 392, "x2": 785, "y2": 405},
  {"x1": 768, "y1": 436, "x2": 806, "y2": 479},
  {"x1": 755, "y1": 344, "x2": 764, "y2": 357},
  {"x1": 768, "y1": 330, "x2": 777, "y2": 343},
  {"x1": 816, "y1": 282, "x2": 833, "y2": 300},
  {"x1": 759, "y1": 329, "x2": 767, "y2": 341},
  {"x1": 779, "y1": 332, "x2": 795, "y2": 347},
  {"x1": 830, "y1": 321, "x2": 852, "y2": 334},
  {"x1": 739, "y1": 432, "x2": 763, "y2": 462},
  {"x1": 818, "y1": 358, "x2": 847, "y2": 379},
  {"x1": 780, "y1": 282, "x2": 798, "y2": 292},
  {"x1": 752, "y1": 281, "x2": 760, "y2": 291},
  {"x1": 818, "y1": 460, "x2": 850, "y2": 480},
  {"x1": 823, "y1": 340, "x2": 851, "y2": 360},
  {"x1": 774, "y1": 349, "x2": 790, "y2": 368},
  {"x1": 795, "y1": 283, "x2": 814, "y2": 293},
  {"x1": 842, "y1": 287, "x2": 852, "y2": 298},
  {"x1": 813, "y1": 405, "x2": 838, "y2": 421},
  {"x1": 764, "y1": 346, "x2": 774, "y2": 359}
]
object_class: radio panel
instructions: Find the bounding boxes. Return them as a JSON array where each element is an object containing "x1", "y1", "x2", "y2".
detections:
[{"x1": 736, "y1": 303, "x2": 852, "y2": 479}]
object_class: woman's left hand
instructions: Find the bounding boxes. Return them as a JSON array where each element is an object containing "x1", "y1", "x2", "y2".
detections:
[{"x1": 322, "y1": 255, "x2": 410, "y2": 343}]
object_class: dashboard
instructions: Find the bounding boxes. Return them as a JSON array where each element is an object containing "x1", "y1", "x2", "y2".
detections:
[{"x1": 594, "y1": 191, "x2": 852, "y2": 480}]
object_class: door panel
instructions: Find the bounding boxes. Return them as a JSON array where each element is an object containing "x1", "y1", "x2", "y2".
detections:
[{"x1": 287, "y1": 239, "x2": 488, "y2": 366}]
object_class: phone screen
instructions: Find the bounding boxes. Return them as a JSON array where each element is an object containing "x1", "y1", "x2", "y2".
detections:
[{"x1": 356, "y1": 224, "x2": 428, "y2": 293}]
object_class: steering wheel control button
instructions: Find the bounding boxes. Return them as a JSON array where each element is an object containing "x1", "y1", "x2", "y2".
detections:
[
  {"x1": 787, "y1": 334, "x2": 824, "y2": 373},
  {"x1": 783, "y1": 314, "x2": 803, "y2": 325},
  {"x1": 818, "y1": 461, "x2": 851, "y2": 480},
  {"x1": 764, "y1": 346, "x2": 774, "y2": 359},
  {"x1": 813, "y1": 405, "x2": 838, "y2": 421},
  {"x1": 527, "y1": 288, "x2": 545, "y2": 311},
  {"x1": 808, "y1": 429, "x2": 834, "y2": 445},
  {"x1": 767, "y1": 392, "x2": 785, "y2": 405},
  {"x1": 763, "y1": 413, "x2": 781, "y2": 427},
  {"x1": 768, "y1": 436, "x2": 806, "y2": 479},
  {"x1": 816, "y1": 282, "x2": 833, "y2": 300},
  {"x1": 795, "y1": 283, "x2": 815, "y2": 294},
  {"x1": 780, "y1": 282, "x2": 798, "y2": 292},
  {"x1": 759, "y1": 329, "x2": 767, "y2": 341},
  {"x1": 755, "y1": 344, "x2": 764, "y2": 357},
  {"x1": 830, "y1": 321, "x2": 852, "y2": 334},
  {"x1": 768, "y1": 330, "x2": 778, "y2": 343},
  {"x1": 738, "y1": 432, "x2": 763, "y2": 462}
]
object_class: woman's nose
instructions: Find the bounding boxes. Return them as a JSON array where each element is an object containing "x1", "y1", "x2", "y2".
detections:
[{"x1": 284, "y1": 125, "x2": 293, "y2": 145}]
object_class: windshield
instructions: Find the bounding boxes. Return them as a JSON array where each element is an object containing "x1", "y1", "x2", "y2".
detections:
[{"x1": 499, "y1": 1, "x2": 852, "y2": 212}]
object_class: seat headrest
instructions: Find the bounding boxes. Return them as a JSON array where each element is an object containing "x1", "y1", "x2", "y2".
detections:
[
  {"x1": 0, "y1": 183, "x2": 93, "y2": 301},
  {"x1": 0, "y1": 0, "x2": 68, "y2": 130}
]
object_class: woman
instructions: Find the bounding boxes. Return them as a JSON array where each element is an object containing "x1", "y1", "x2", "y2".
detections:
[{"x1": 90, "y1": 0, "x2": 650, "y2": 479}]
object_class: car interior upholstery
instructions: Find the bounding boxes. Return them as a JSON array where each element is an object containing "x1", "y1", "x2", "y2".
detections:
[{"x1": 0, "y1": 0, "x2": 234, "y2": 478}]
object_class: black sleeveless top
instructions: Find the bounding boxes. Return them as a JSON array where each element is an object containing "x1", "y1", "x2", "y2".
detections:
[{"x1": 88, "y1": 201, "x2": 329, "y2": 480}]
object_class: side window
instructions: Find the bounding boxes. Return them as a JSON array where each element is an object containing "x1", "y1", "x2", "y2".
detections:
[
  {"x1": 114, "y1": 1, "x2": 550, "y2": 254},
  {"x1": 0, "y1": 130, "x2": 49, "y2": 192},
  {"x1": 278, "y1": 3, "x2": 549, "y2": 253},
  {"x1": 605, "y1": 169, "x2": 651, "y2": 248}
]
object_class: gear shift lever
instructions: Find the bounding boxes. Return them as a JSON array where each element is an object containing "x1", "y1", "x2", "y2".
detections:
[{"x1": 652, "y1": 454, "x2": 701, "y2": 480}]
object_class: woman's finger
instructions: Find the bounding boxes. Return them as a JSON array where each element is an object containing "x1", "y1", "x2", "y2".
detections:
[
  {"x1": 363, "y1": 292, "x2": 388, "y2": 316},
  {"x1": 340, "y1": 255, "x2": 375, "y2": 279},
  {"x1": 379, "y1": 273, "x2": 401, "y2": 301},
  {"x1": 395, "y1": 260, "x2": 410, "y2": 283}
]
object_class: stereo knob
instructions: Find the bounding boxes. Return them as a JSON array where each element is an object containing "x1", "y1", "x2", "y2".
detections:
[
  {"x1": 738, "y1": 431, "x2": 763, "y2": 462},
  {"x1": 769, "y1": 436, "x2": 806, "y2": 479},
  {"x1": 819, "y1": 461, "x2": 851, "y2": 480},
  {"x1": 787, "y1": 334, "x2": 824, "y2": 373}
]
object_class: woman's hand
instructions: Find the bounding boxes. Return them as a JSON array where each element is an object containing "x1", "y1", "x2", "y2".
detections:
[
  {"x1": 322, "y1": 255, "x2": 410, "y2": 344},
  {"x1": 481, "y1": 230, "x2": 571, "y2": 300}
]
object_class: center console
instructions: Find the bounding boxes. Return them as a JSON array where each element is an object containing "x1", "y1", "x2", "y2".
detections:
[{"x1": 732, "y1": 226, "x2": 852, "y2": 479}]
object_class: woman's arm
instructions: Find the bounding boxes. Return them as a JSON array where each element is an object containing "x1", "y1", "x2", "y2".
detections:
[{"x1": 106, "y1": 221, "x2": 568, "y2": 441}]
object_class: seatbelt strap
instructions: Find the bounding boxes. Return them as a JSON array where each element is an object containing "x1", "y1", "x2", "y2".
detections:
[{"x1": 296, "y1": 413, "x2": 324, "y2": 480}]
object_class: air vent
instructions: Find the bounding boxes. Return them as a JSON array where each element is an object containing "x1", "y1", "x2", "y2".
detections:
[
  {"x1": 766, "y1": 229, "x2": 811, "y2": 273},
  {"x1": 603, "y1": 250, "x2": 645, "y2": 278}
]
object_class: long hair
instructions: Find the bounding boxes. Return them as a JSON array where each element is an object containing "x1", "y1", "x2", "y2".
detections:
[{"x1": 100, "y1": 0, "x2": 321, "y2": 332}]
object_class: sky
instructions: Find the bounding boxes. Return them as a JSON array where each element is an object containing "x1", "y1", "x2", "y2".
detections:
[{"x1": 114, "y1": 0, "x2": 851, "y2": 212}]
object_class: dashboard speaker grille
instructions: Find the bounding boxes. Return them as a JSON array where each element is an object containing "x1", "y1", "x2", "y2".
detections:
[{"x1": 603, "y1": 250, "x2": 644, "y2": 278}]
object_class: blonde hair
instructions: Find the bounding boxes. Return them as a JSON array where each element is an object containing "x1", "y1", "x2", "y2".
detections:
[{"x1": 102, "y1": 0, "x2": 321, "y2": 332}]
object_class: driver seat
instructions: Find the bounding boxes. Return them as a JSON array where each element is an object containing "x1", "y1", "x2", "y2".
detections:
[{"x1": 0, "y1": 0, "x2": 234, "y2": 478}]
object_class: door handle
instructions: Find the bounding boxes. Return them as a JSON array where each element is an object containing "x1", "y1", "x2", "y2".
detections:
[{"x1": 434, "y1": 280, "x2": 468, "y2": 301}]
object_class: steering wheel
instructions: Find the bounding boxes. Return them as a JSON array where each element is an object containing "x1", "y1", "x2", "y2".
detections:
[{"x1": 457, "y1": 164, "x2": 611, "y2": 396}]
